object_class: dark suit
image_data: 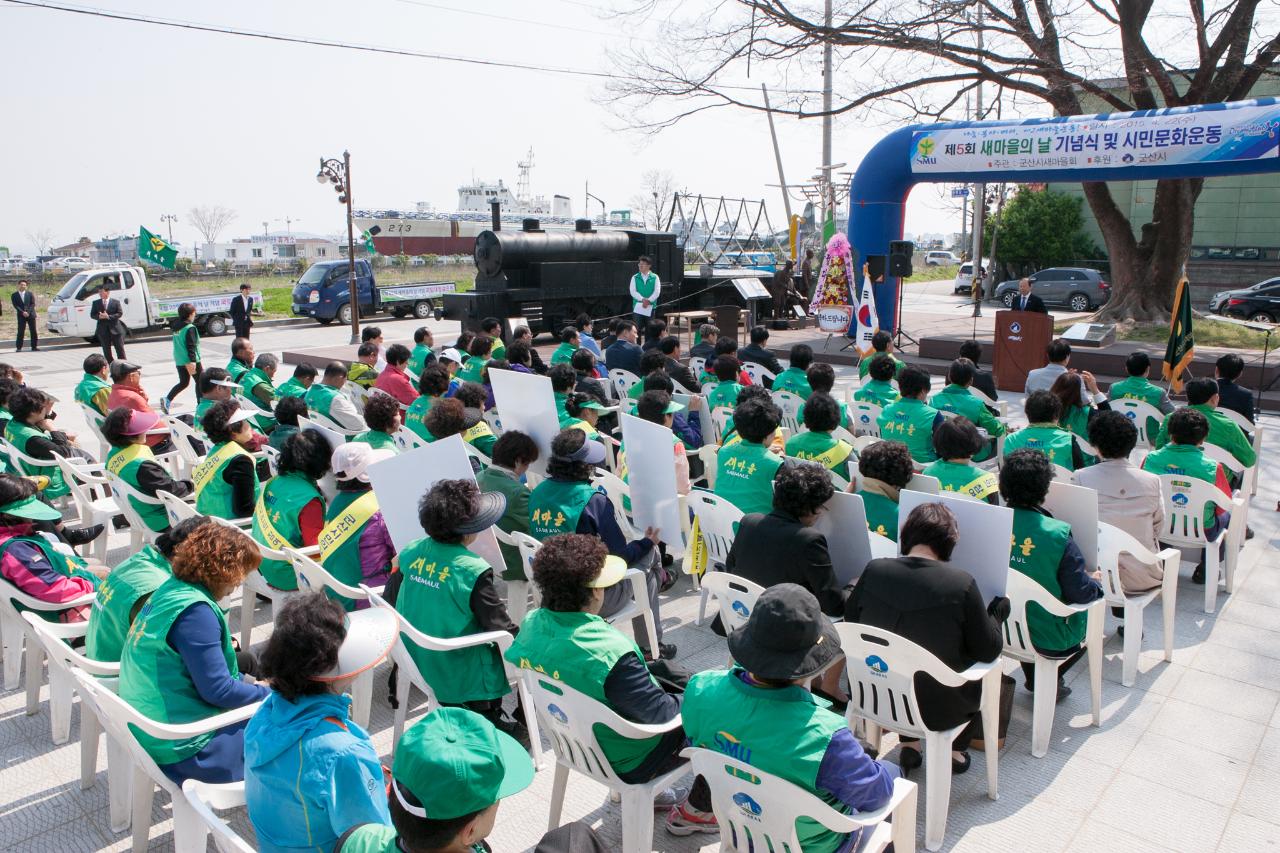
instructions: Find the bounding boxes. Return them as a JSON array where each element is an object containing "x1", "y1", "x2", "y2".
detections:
[
  {"x1": 229, "y1": 293, "x2": 255, "y2": 338},
  {"x1": 1013, "y1": 293, "x2": 1048, "y2": 314},
  {"x1": 738, "y1": 343, "x2": 784, "y2": 386},
  {"x1": 688, "y1": 341, "x2": 715, "y2": 361},
  {"x1": 11, "y1": 290, "x2": 36, "y2": 350},
  {"x1": 971, "y1": 367, "x2": 998, "y2": 402},
  {"x1": 90, "y1": 297, "x2": 125, "y2": 360},
  {"x1": 604, "y1": 339, "x2": 643, "y2": 376},
  {"x1": 664, "y1": 356, "x2": 701, "y2": 393},
  {"x1": 1216, "y1": 379, "x2": 1255, "y2": 423},
  {"x1": 724, "y1": 510, "x2": 846, "y2": 617}
]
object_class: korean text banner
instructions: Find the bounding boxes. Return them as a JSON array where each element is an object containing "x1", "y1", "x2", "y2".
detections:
[{"x1": 910, "y1": 103, "x2": 1280, "y2": 174}]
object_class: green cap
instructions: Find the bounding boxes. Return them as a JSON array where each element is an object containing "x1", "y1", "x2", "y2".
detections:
[
  {"x1": 663, "y1": 399, "x2": 685, "y2": 414},
  {"x1": 576, "y1": 399, "x2": 608, "y2": 412},
  {"x1": 0, "y1": 495, "x2": 62, "y2": 522},
  {"x1": 391, "y1": 707, "x2": 534, "y2": 821}
]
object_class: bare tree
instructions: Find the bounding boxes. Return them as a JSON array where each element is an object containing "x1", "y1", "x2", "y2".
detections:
[
  {"x1": 628, "y1": 170, "x2": 680, "y2": 228},
  {"x1": 604, "y1": 1, "x2": 1280, "y2": 321},
  {"x1": 187, "y1": 205, "x2": 238, "y2": 246},
  {"x1": 25, "y1": 227, "x2": 54, "y2": 256}
]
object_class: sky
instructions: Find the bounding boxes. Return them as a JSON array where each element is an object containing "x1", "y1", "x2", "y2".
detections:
[{"x1": 0, "y1": 0, "x2": 979, "y2": 256}]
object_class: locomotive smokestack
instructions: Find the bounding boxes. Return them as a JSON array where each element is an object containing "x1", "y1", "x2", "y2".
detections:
[
  {"x1": 489, "y1": 199, "x2": 501, "y2": 231},
  {"x1": 522, "y1": 218, "x2": 542, "y2": 232},
  {"x1": 575, "y1": 219, "x2": 594, "y2": 233}
]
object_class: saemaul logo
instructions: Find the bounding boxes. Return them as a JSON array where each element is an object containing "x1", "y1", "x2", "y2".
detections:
[
  {"x1": 1172, "y1": 492, "x2": 1189, "y2": 507},
  {"x1": 715, "y1": 730, "x2": 752, "y2": 763},
  {"x1": 547, "y1": 703, "x2": 568, "y2": 724},
  {"x1": 732, "y1": 600, "x2": 751, "y2": 618},
  {"x1": 859, "y1": 414, "x2": 871, "y2": 424},
  {"x1": 1010, "y1": 321, "x2": 1022, "y2": 334},
  {"x1": 865, "y1": 655, "x2": 889, "y2": 676},
  {"x1": 1124, "y1": 411, "x2": 1137, "y2": 420},
  {"x1": 732, "y1": 792, "x2": 763, "y2": 818},
  {"x1": 913, "y1": 134, "x2": 937, "y2": 164}
]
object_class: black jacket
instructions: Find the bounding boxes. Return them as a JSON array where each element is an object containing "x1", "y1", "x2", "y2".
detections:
[
  {"x1": 725, "y1": 510, "x2": 846, "y2": 617},
  {"x1": 1012, "y1": 293, "x2": 1048, "y2": 314},
  {"x1": 229, "y1": 293, "x2": 255, "y2": 325},
  {"x1": 89, "y1": 297, "x2": 124, "y2": 338},
  {"x1": 604, "y1": 340, "x2": 643, "y2": 375},
  {"x1": 11, "y1": 290, "x2": 33, "y2": 316},
  {"x1": 738, "y1": 343, "x2": 784, "y2": 385},
  {"x1": 971, "y1": 367, "x2": 998, "y2": 402},
  {"x1": 1216, "y1": 379, "x2": 1254, "y2": 423},
  {"x1": 664, "y1": 357, "x2": 701, "y2": 393},
  {"x1": 688, "y1": 341, "x2": 716, "y2": 360}
]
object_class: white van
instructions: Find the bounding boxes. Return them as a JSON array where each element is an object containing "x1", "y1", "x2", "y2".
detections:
[{"x1": 925, "y1": 250, "x2": 960, "y2": 266}]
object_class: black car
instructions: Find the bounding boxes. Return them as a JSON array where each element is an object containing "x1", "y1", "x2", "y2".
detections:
[{"x1": 1209, "y1": 277, "x2": 1280, "y2": 322}]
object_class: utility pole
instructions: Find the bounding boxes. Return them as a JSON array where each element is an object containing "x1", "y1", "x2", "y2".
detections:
[
  {"x1": 821, "y1": 0, "x2": 834, "y2": 223},
  {"x1": 761, "y1": 84, "x2": 793, "y2": 224},
  {"x1": 160, "y1": 213, "x2": 177, "y2": 245},
  {"x1": 969, "y1": 5, "x2": 986, "y2": 317}
]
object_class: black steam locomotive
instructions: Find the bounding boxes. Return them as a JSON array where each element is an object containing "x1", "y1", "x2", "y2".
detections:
[{"x1": 442, "y1": 218, "x2": 686, "y2": 334}]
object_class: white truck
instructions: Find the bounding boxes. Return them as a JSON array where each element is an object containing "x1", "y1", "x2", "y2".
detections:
[{"x1": 45, "y1": 265, "x2": 263, "y2": 342}]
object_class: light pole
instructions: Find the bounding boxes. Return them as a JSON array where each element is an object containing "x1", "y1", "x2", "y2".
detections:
[
  {"x1": 316, "y1": 151, "x2": 360, "y2": 344},
  {"x1": 159, "y1": 213, "x2": 177, "y2": 244}
]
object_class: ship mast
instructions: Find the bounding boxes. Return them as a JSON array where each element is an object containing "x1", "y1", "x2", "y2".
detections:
[{"x1": 515, "y1": 147, "x2": 535, "y2": 205}]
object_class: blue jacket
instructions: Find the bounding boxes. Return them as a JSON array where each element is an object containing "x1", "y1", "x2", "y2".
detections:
[{"x1": 244, "y1": 692, "x2": 390, "y2": 853}]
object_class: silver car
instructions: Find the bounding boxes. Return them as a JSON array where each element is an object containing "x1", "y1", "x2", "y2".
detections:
[{"x1": 994, "y1": 267, "x2": 1111, "y2": 312}]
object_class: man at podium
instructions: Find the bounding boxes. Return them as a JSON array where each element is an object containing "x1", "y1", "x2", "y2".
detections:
[{"x1": 1013, "y1": 278, "x2": 1048, "y2": 314}]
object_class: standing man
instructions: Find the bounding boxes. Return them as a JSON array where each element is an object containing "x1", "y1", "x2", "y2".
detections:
[
  {"x1": 229, "y1": 282, "x2": 255, "y2": 339},
  {"x1": 1013, "y1": 277, "x2": 1048, "y2": 313},
  {"x1": 771, "y1": 260, "x2": 798, "y2": 321},
  {"x1": 629, "y1": 255, "x2": 660, "y2": 327},
  {"x1": 90, "y1": 284, "x2": 126, "y2": 361},
  {"x1": 11, "y1": 280, "x2": 37, "y2": 352},
  {"x1": 800, "y1": 248, "x2": 815, "y2": 300}
]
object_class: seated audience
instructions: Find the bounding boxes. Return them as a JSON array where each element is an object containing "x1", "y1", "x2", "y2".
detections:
[
  {"x1": 548, "y1": 363, "x2": 578, "y2": 426},
  {"x1": 252, "y1": 429, "x2": 330, "y2": 591},
  {"x1": 106, "y1": 360, "x2": 171, "y2": 450},
  {"x1": 706, "y1": 354, "x2": 744, "y2": 413},
  {"x1": 739, "y1": 324, "x2": 784, "y2": 383},
  {"x1": 551, "y1": 325, "x2": 581, "y2": 365},
  {"x1": 512, "y1": 325, "x2": 547, "y2": 374},
  {"x1": 267, "y1": 395, "x2": 307, "y2": 452},
  {"x1": 475, "y1": 431, "x2": 539, "y2": 585},
  {"x1": 1049, "y1": 370, "x2": 1108, "y2": 451},
  {"x1": 102, "y1": 407, "x2": 194, "y2": 532},
  {"x1": 858, "y1": 330, "x2": 903, "y2": 380},
  {"x1": 1000, "y1": 449, "x2": 1103, "y2": 698},
  {"x1": 930, "y1": 357, "x2": 1006, "y2": 460},
  {"x1": 922, "y1": 417, "x2": 999, "y2": 503},
  {"x1": 847, "y1": 502, "x2": 1007, "y2": 774},
  {"x1": 1154, "y1": 377, "x2": 1256, "y2": 470},
  {"x1": 420, "y1": 397, "x2": 467, "y2": 444},
  {"x1": 720, "y1": 385, "x2": 785, "y2": 453},
  {"x1": 604, "y1": 319, "x2": 643, "y2": 375},
  {"x1": 245, "y1": 592, "x2": 396, "y2": 853},
  {"x1": 347, "y1": 343, "x2": 380, "y2": 389},
  {"x1": 715, "y1": 396, "x2": 784, "y2": 515},
  {"x1": 877, "y1": 366, "x2": 943, "y2": 463},
  {"x1": 625, "y1": 350, "x2": 668, "y2": 413},
  {"x1": 786, "y1": 392, "x2": 854, "y2": 480},
  {"x1": 1025, "y1": 338, "x2": 1086, "y2": 396},
  {"x1": 958, "y1": 339, "x2": 998, "y2": 401},
  {"x1": 481, "y1": 317, "x2": 508, "y2": 359},
  {"x1": 404, "y1": 364, "x2": 450, "y2": 442},
  {"x1": 365, "y1": 326, "x2": 388, "y2": 371},
  {"x1": 194, "y1": 401, "x2": 262, "y2": 520},
  {"x1": 689, "y1": 323, "x2": 718, "y2": 360},
  {"x1": 437, "y1": 346, "x2": 465, "y2": 395},
  {"x1": 1109, "y1": 352, "x2": 1174, "y2": 423},
  {"x1": 702, "y1": 336, "x2": 754, "y2": 387},
  {"x1": 225, "y1": 337, "x2": 254, "y2": 382},
  {"x1": 562, "y1": 392, "x2": 606, "y2": 442},
  {"x1": 321, "y1": 443, "x2": 397, "y2": 609},
  {"x1": 571, "y1": 348, "x2": 608, "y2": 402},
  {"x1": 374, "y1": 343, "x2": 418, "y2": 406},
  {"x1": 74, "y1": 353, "x2": 112, "y2": 417},
  {"x1": 504, "y1": 340, "x2": 536, "y2": 375},
  {"x1": 642, "y1": 318, "x2": 667, "y2": 351},
  {"x1": 1002, "y1": 390, "x2": 1085, "y2": 470},
  {"x1": 408, "y1": 326, "x2": 435, "y2": 378},
  {"x1": 1214, "y1": 353, "x2": 1254, "y2": 422},
  {"x1": 453, "y1": 383, "x2": 498, "y2": 456},
  {"x1": 659, "y1": 336, "x2": 701, "y2": 392},
  {"x1": 853, "y1": 353, "x2": 901, "y2": 408},
  {"x1": 119, "y1": 522, "x2": 270, "y2": 783},
  {"x1": 640, "y1": 372, "x2": 703, "y2": 450},
  {"x1": 276, "y1": 362, "x2": 317, "y2": 400},
  {"x1": 352, "y1": 392, "x2": 402, "y2": 453},
  {"x1": 803, "y1": 362, "x2": 853, "y2": 428},
  {"x1": 856, "y1": 439, "x2": 914, "y2": 541},
  {"x1": 456, "y1": 335, "x2": 493, "y2": 385},
  {"x1": 0, "y1": 377, "x2": 20, "y2": 439},
  {"x1": 239, "y1": 352, "x2": 279, "y2": 431},
  {"x1": 772, "y1": 343, "x2": 815, "y2": 399},
  {"x1": 305, "y1": 361, "x2": 366, "y2": 432}
]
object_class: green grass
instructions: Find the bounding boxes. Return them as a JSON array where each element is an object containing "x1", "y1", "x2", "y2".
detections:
[
  {"x1": 903, "y1": 264, "x2": 960, "y2": 283},
  {"x1": 1053, "y1": 318, "x2": 1279, "y2": 352}
]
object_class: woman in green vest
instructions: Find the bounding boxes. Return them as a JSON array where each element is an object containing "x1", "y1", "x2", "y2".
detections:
[
  {"x1": 505, "y1": 534, "x2": 691, "y2": 801},
  {"x1": 404, "y1": 364, "x2": 450, "y2": 443},
  {"x1": 1003, "y1": 391, "x2": 1086, "y2": 470},
  {"x1": 455, "y1": 335, "x2": 492, "y2": 385},
  {"x1": 715, "y1": 395, "x2": 784, "y2": 516},
  {"x1": 102, "y1": 407, "x2": 195, "y2": 533},
  {"x1": 772, "y1": 343, "x2": 814, "y2": 399},
  {"x1": 706, "y1": 354, "x2": 744, "y2": 415},
  {"x1": 119, "y1": 521, "x2": 271, "y2": 783},
  {"x1": 855, "y1": 439, "x2": 914, "y2": 541},
  {"x1": 475, "y1": 431, "x2": 539, "y2": 584},
  {"x1": 922, "y1": 417, "x2": 999, "y2": 503},
  {"x1": 999, "y1": 449, "x2": 1104, "y2": 698},
  {"x1": 1049, "y1": 370, "x2": 1106, "y2": 462},
  {"x1": 162, "y1": 302, "x2": 202, "y2": 414},
  {"x1": 853, "y1": 353, "x2": 901, "y2": 408},
  {"x1": 252, "y1": 430, "x2": 330, "y2": 590},
  {"x1": 396, "y1": 478, "x2": 521, "y2": 732},
  {"x1": 413, "y1": 396, "x2": 466, "y2": 447},
  {"x1": 876, "y1": 365, "x2": 944, "y2": 464},
  {"x1": 194, "y1": 400, "x2": 262, "y2": 520},
  {"x1": 321, "y1": 443, "x2": 397, "y2": 610},
  {"x1": 5, "y1": 386, "x2": 79, "y2": 501},
  {"x1": 453, "y1": 383, "x2": 498, "y2": 457},
  {"x1": 562, "y1": 392, "x2": 606, "y2": 444},
  {"x1": 352, "y1": 392, "x2": 402, "y2": 453},
  {"x1": 267, "y1": 396, "x2": 305, "y2": 452},
  {"x1": 75, "y1": 353, "x2": 112, "y2": 417},
  {"x1": 86, "y1": 516, "x2": 208, "y2": 663},
  {"x1": 786, "y1": 392, "x2": 854, "y2": 481}
]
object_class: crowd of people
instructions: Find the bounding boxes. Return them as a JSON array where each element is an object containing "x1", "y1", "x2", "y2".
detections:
[{"x1": 0, "y1": 307, "x2": 1263, "y2": 853}]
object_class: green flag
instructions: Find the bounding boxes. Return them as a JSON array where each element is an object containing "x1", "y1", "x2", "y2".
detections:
[
  {"x1": 362, "y1": 229, "x2": 378, "y2": 256},
  {"x1": 822, "y1": 208, "x2": 836, "y2": 243},
  {"x1": 138, "y1": 226, "x2": 177, "y2": 269},
  {"x1": 1162, "y1": 274, "x2": 1194, "y2": 393}
]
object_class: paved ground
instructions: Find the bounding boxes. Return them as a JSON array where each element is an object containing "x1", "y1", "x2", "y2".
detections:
[{"x1": 1, "y1": 316, "x2": 1278, "y2": 851}]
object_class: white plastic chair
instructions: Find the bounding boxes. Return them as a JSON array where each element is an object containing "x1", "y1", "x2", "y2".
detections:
[
  {"x1": 493, "y1": 527, "x2": 537, "y2": 624},
  {"x1": 1217, "y1": 406, "x2": 1261, "y2": 495},
  {"x1": 365, "y1": 588, "x2": 542, "y2": 767},
  {"x1": 162, "y1": 415, "x2": 207, "y2": 479},
  {"x1": 1201, "y1": 441, "x2": 1255, "y2": 530},
  {"x1": 592, "y1": 470, "x2": 641, "y2": 539},
  {"x1": 79, "y1": 402, "x2": 110, "y2": 459},
  {"x1": 837, "y1": 622, "x2": 1000, "y2": 851},
  {"x1": 308, "y1": 410, "x2": 363, "y2": 438},
  {"x1": 2, "y1": 436, "x2": 73, "y2": 508},
  {"x1": 483, "y1": 407, "x2": 505, "y2": 435},
  {"x1": 831, "y1": 424, "x2": 857, "y2": 446},
  {"x1": 207, "y1": 515, "x2": 311, "y2": 649},
  {"x1": 53, "y1": 454, "x2": 118, "y2": 564},
  {"x1": 394, "y1": 428, "x2": 427, "y2": 452},
  {"x1": 344, "y1": 381, "x2": 370, "y2": 414},
  {"x1": 1001, "y1": 571, "x2": 1105, "y2": 758},
  {"x1": 179, "y1": 780, "x2": 255, "y2": 853},
  {"x1": 682, "y1": 747, "x2": 918, "y2": 853},
  {"x1": 772, "y1": 389, "x2": 806, "y2": 435},
  {"x1": 1155, "y1": 473, "x2": 1244, "y2": 613},
  {"x1": 609, "y1": 368, "x2": 641, "y2": 398},
  {"x1": 688, "y1": 356, "x2": 706, "y2": 377},
  {"x1": 710, "y1": 406, "x2": 733, "y2": 444},
  {"x1": 260, "y1": 444, "x2": 280, "y2": 477},
  {"x1": 103, "y1": 471, "x2": 167, "y2": 550},
  {"x1": 742, "y1": 362, "x2": 775, "y2": 386},
  {"x1": 690, "y1": 444, "x2": 720, "y2": 489},
  {"x1": 1096, "y1": 521, "x2": 1181, "y2": 687},
  {"x1": 967, "y1": 385, "x2": 1008, "y2": 418},
  {"x1": 523, "y1": 671, "x2": 688, "y2": 853},
  {"x1": 698, "y1": 571, "x2": 764, "y2": 636},
  {"x1": 463, "y1": 439, "x2": 493, "y2": 470},
  {"x1": 1110, "y1": 399, "x2": 1164, "y2": 449},
  {"x1": 849, "y1": 401, "x2": 884, "y2": 438},
  {"x1": 686, "y1": 490, "x2": 744, "y2": 626},
  {"x1": 0, "y1": 571, "x2": 95, "y2": 691}
]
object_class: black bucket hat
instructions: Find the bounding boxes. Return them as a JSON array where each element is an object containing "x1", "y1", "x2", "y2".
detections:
[
  {"x1": 727, "y1": 583, "x2": 841, "y2": 680},
  {"x1": 454, "y1": 490, "x2": 507, "y2": 535}
]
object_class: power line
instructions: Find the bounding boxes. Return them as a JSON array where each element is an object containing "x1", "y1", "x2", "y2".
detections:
[{"x1": 390, "y1": 0, "x2": 650, "y2": 41}]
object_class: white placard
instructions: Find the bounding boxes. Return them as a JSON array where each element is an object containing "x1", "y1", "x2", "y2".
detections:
[
  {"x1": 813, "y1": 491, "x2": 875, "y2": 586},
  {"x1": 367, "y1": 434, "x2": 503, "y2": 572},
  {"x1": 489, "y1": 369, "x2": 561, "y2": 475},
  {"x1": 733, "y1": 278, "x2": 772, "y2": 300},
  {"x1": 897, "y1": 489, "x2": 1013, "y2": 602},
  {"x1": 298, "y1": 416, "x2": 345, "y2": 451},
  {"x1": 619, "y1": 412, "x2": 684, "y2": 556},
  {"x1": 1043, "y1": 479, "x2": 1099, "y2": 571}
]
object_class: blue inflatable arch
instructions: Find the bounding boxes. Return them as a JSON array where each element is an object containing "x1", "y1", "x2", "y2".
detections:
[{"x1": 849, "y1": 97, "x2": 1280, "y2": 333}]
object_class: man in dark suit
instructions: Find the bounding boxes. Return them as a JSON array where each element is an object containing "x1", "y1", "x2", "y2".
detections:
[
  {"x1": 958, "y1": 339, "x2": 999, "y2": 401},
  {"x1": 658, "y1": 336, "x2": 701, "y2": 392},
  {"x1": 90, "y1": 284, "x2": 125, "y2": 361},
  {"x1": 229, "y1": 283, "x2": 255, "y2": 338},
  {"x1": 688, "y1": 323, "x2": 718, "y2": 360},
  {"x1": 603, "y1": 319, "x2": 643, "y2": 376},
  {"x1": 1215, "y1": 353, "x2": 1255, "y2": 422},
  {"x1": 739, "y1": 325, "x2": 785, "y2": 387},
  {"x1": 1013, "y1": 277, "x2": 1048, "y2": 313},
  {"x1": 11, "y1": 279, "x2": 37, "y2": 351}
]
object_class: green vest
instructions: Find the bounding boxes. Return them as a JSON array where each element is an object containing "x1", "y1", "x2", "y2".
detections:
[
  {"x1": 275, "y1": 377, "x2": 309, "y2": 399},
  {"x1": 715, "y1": 441, "x2": 782, "y2": 515},
  {"x1": 707, "y1": 381, "x2": 742, "y2": 414},
  {"x1": 240, "y1": 367, "x2": 276, "y2": 413},
  {"x1": 1142, "y1": 443, "x2": 1221, "y2": 527},
  {"x1": 193, "y1": 440, "x2": 260, "y2": 520},
  {"x1": 505, "y1": 608, "x2": 663, "y2": 774},
  {"x1": 319, "y1": 490, "x2": 381, "y2": 610},
  {"x1": 456, "y1": 356, "x2": 487, "y2": 385},
  {"x1": 86, "y1": 545, "x2": 171, "y2": 663},
  {"x1": 5, "y1": 419, "x2": 69, "y2": 499},
  {"x1": 226, "y1": 357, "x2": 250, "y2": 382},
  {"x1": 75, "y1": 373, "x2": 112, "y2": 415},
  {"x1": 119, "y1": 576, "x2": 241, "y2": 765},
  {"x1": 0, "y1": 534, "x2": 96, "y2": 622},
  {"x1": 798, "y1": 399, "x2": 851, "y2": 432},
  {"x1": 771, "y1": 367, "x2": 812, "y2": 400},
  {"x1": 1109, "y1": 376, "x2": 1164, "y2": 409},
  {"x1": 554, "y1": 392, "x2": 571, "y2": 426},
  {"x1": 304, "y1": 383, "x2": 340, "y2": 419},
  {"x1": 1004, "y1": 424, "x2": 1075, "y2": 470},
  {"x1": 462, "y1": 420, "x2": 497, "y2": 458},
  {"x1": 1059, "y1": 404, "x2": 1091, "y2": 441},
  {"x1": 1009, "y1": 509, "x2": 1083, "y2": 652},
  {"x1": 876, "y1": 398, "x2": 940, "y2": 463},
  {"x1": 923, "y1": 459, "x2": 998, "y2": 501},
  {"x1": 490, "y1": 340, "x2": 506, "y2": 360},
  {"x1": 172, "y1": 323, "x2": 200, "y2": 367},
  {"x1": 337, "y1": 825, "x2": 399, "y2": 853},
  {"x1": 853, "y1": 380, "x2": 899, "y2": 408},
  {"x1": 1154, "y1": 404, "x2": 1256, "y2": 468},
  {"x1": 404, "y1": 395, "x2": 436, "y2": 442},
  {"x1": 683, "y1": 669, "x2": 851, "y2": 853},
  {"x1": 930, "y1": 385, "x2": 1006, "y2": 438},
  {"x1": 631, "y1": 272, "x2": 658, "y2": 303},
  {"x1": 860, "y1": 490, "x2": 900, "y2": 540},
  {"x1": 528, "y1": 478, "x2": 598, "y2": 541},
  {"x1": 550, "y1": 342, "x2": 577, "y2": 365},
  {"x1": 352, "y1": 430, "x2": 399, "y2": 452},
  {"x1": 348, "y1": 363, "x2": 378, "y2": 389},
  {"x1": 252, "y1": 472, "x2": 323, "y2": 590},
  {"x1": 407, "y1": 344, "x2": 433, "y2": 379},
  {"x1": 195, "y1": 397, "x2": 215, "y2": 433},
  {"x1": 107, "y1": 443, "x2": 168, "y2": 532},
  {"x1": 396, "y1": 537, "x2": 509, "y2": 704},
  {"x1": 858, "y1": 353, "x2": 902, "y2": 380},
  {"x1": 785, "y1": 431, "x2": 853, "y2": 479}
]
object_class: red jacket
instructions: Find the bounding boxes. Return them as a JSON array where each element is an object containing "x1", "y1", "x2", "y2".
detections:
[
  {"x1": 106, "y1": 383, "x2": 165, "y2": 447},
  {"x1": 373, "y1": 365, "x2": 416, "y2": 406}
]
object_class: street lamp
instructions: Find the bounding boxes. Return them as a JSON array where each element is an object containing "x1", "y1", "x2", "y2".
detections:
[
  {"x1": 316, "y1": 151, "x2": 361, "y2": 344},
  {"x1": 159, "y1": 213, "x2": 177, "y2": 245}
]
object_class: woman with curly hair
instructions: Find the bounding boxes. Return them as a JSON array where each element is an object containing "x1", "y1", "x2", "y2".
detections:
[
  {"x1": 352, "y1": 391, "x2": 402, "y2": 453},
  {"x1": 103, "y1": 407, "x2": 194, "y2": 534},
  {"x1": 245, "y1": 592, "x2": 396, "y2": 853},
  {"x1": 119, "y1": 521, "x2": 270, "y2": 784},
  {"x1": 404, "y1": 364, "x2": 451, "y2": 442},
  {"x1": 395, "y1": 478, "x2": 520, "y2": 734},
  {"x1": 420, "y1": 397, "x2": 466, "y2": 444},
  {"x1": 854, "y1": 439, "x2": 915, "y2": 541},
  {"x1": 194, "y1": 399, "x2": 261, "y2": 520},
  {"x1": 453, "y1": 382, "x2": 497, "y2": 457},
  {"x1": 252, "y1": 430, "x2": 331, "y2": 590}
]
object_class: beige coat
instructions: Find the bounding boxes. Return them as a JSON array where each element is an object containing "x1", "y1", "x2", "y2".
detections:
[{"x1": 1075, "y1": 458, "x2": 1165, "y2": 594}]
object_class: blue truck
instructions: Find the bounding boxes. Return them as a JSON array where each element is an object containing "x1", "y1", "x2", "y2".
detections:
[{"x1": 290, "y1": 259, "x2": 456, "y2": 325}]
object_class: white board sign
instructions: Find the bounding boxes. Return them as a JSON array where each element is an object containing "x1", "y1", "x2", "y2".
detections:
[
  {"x1": 733, "y1": 278, "x2": 772, "y2": 300},
  {"x1": 367, "y1": 434, "x2": 503, "y2": 572},
  {"x1": 1043, "y1": 479, "x2": 1099, "y2": 571},
  {"x1": 813, "y1": 491, "x2": 875, "y2": 586},
  {"x1": 619, "y1": 413, "x2": 684, "y2": 556},
  {"x1": 298, "y1": 416, "x2": 345, "y2": 452},
  {"x1": 897, "y1": 489, "x2": 1013, "y2": 602},
  {"x1": 489, "y1": 369, "x2": 561, "y2": 475}
]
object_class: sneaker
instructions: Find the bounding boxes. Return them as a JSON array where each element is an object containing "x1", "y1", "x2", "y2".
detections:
[
  {"x1": 653, "y1": 784, "x2": 689, "y2": 809},
  {"x1": 666, "y1": 803, "x2": 718, "y2": 836},
  {"x1": 160, "y1": 396, "x2": 171, "y2": 415}
]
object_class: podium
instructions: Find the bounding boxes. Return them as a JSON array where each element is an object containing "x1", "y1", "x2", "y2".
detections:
[{"x1": 994, "y1": 310, "x2": 1054, "y2": 392}]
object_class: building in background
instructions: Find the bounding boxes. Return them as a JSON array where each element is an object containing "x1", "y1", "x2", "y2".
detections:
[{"x1": 201, "y1": 231, "x2": 346, "y2": 268}]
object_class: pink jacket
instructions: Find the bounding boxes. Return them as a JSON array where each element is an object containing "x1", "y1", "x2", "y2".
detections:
[
  {"x1": 107, "y1": 384, "x2": 165, "y2": 447},
  {"x1": 0, "y1": 524, "x2": 95, "y2": 622},
  {"x1": 373, "y1": 365, "x2": 417, "y2": 406}
]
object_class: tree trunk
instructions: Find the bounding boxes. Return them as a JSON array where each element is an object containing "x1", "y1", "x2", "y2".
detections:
[{"x1": 1082, "y1": 178, "x2": 1203, "y2": 322}]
